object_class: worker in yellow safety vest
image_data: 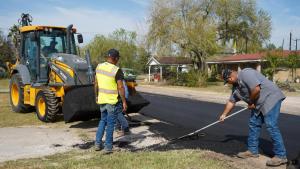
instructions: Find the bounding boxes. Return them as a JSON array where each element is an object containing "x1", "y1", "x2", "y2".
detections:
[{"x1": 94, "y1": 48, "x2": 127, "y2": 154}]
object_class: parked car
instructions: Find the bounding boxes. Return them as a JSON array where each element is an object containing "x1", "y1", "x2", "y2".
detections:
[{"x1": 122, "y1": 68, "x2": 137, "y2": 81}]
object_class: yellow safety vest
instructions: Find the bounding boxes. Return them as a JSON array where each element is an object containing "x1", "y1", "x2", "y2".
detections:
[{"x1": 96, "y1": 62, "x2": 119, "y2": 104}]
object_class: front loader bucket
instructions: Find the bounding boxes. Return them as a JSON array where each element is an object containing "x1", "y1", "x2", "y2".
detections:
[
  {"x1": 62, "y1": 85, "x2": 150, "y2": 123},
  {"x1": 127, "y1": 92, "x2": 150, "y2": 113},
  {"x1": 62, "y1": 85, "x2": 99, "y2": 122}
]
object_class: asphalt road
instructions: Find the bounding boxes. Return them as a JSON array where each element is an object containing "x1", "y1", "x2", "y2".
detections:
[{"x1": 139, "y1": 92, "x2": 300, "y2": 159}]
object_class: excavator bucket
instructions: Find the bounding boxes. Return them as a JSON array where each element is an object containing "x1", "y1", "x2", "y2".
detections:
[{"x1": 62, "y1": 85, "x2": 150, "y2": 122}]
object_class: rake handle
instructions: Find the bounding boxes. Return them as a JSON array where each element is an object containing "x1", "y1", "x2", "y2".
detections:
[{"x1": 175, "y1": 107, "x2": 248, "y2": 140}]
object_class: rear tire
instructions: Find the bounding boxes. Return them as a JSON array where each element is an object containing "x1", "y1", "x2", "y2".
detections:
[
  {"x1": 9, "y1": 73, "x2": 32, "y2": 113},
  {"x1": 35, "y1": 88, "x2": 59, "y2": 122}
]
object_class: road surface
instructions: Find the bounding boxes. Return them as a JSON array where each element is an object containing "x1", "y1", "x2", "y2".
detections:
[{"x1": 139, "y1": 92, "x2": 300, "y2": 159}]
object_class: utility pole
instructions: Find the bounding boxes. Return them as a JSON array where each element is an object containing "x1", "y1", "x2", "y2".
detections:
[
  {"x1": 294, "y1": 39, "x2": 300, "y2": 51},
  {"x1": 289, "y1": 32, "x2": 292, "y2": 51}
]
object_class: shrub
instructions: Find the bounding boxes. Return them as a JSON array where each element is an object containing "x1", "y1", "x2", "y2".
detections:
[
  {"x1": 167, "y1": 70, "x2": 208, "y2": 87},
  {"x1": 276, "y1": 81, "x2": 296, "y2": 92}
]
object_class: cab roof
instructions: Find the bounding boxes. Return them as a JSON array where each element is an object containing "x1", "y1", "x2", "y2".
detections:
[{"x1": 19, "y1": 25, "x2": 77, "y2": 33}]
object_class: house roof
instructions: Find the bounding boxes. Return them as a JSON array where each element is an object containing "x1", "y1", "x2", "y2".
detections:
[
  {"x1": 147, "y1": 56, "x2": 193, "y2": 65},
  {"x1": 207, "y1": 50, "x2": 300, "y2": 64}
]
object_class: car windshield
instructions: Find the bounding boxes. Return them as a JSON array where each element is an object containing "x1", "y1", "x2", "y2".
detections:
[
  {"x1": 39, "y1": 29, "x2": 76, "y2": 57},
  {"x1": 122, "y1": 68, "x2": 135, "y2": 75}
]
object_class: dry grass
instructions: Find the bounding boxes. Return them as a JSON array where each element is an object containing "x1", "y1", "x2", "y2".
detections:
[
  {"x1": 0, "y1": 93, "x2": 45, "y2": 127},
  {"x1": 0, "y1": 150, "x2": 235, "y2": 169}
]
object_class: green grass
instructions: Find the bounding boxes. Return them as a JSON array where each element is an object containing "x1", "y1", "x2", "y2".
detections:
[
  {"x1": 0, "y1": 93, "x2": 45, "y2": 127},
  {"x1": 0, "y1": 79, "x2": 68, "y2": 127},
  {"x1": 0, "y1": 150, "x2": 234, "y2": 169}
]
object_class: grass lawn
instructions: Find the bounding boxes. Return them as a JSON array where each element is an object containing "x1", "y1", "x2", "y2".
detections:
[
  {"x1": 0, "y1": 79, "x2": 67, "y2": 127},
  {"x1": 0, "y1": 150, "x2": 234, "y2": 169},
  {"x1": 0, "y1": 92, "x2": 56, "y2": 127}
]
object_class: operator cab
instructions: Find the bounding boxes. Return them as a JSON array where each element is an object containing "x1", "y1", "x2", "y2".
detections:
[{"x1": 20, "y1": 26, "x2": 83, "y2": 83}]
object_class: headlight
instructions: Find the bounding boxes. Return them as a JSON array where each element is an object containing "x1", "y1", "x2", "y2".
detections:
[{"x1": 56, "y1": 56, "x2": 64, "y2": 62}]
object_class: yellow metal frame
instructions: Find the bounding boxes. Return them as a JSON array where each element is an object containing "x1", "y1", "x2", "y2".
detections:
[
  {"x1": 24, "y1": 86, "x2": 64, "y2": 106},
  {"x1": 19, "y1": 25, "x2": 77, "y2": 33},
  {"x1": 53, "y1": 60, "x2": 75, "y2": 78}
]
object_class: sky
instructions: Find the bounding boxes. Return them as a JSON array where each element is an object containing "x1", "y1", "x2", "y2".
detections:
[{"x1": 0, "y1": 0, "x2": 300, "y2": 49}]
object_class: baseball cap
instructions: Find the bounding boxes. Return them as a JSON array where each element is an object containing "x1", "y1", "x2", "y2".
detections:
[
  {"x1": 222, "y1": 69, "x2": 232, "y2": 84},
  {"x1": 107, "y1": 48, "x2": 120, "y2": 58}
]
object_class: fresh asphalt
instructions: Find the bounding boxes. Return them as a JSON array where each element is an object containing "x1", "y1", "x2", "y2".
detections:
[{"x1": 139, "y1": 92, "x2": 300, "y2": 159}]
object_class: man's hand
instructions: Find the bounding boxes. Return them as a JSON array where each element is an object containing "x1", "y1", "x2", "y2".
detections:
[
  {"x1": 122, "y1": 102, "x2": 128, "y2": 112},
  {"x1": 219, "y1": 101, "x2": 235, "y2": 122},
  {"x1": 219, "y1": 114, "x2": 227, "y2": 122},
  {"x1": 248, "y1": 104, "x2": 256, "y2": 109}
]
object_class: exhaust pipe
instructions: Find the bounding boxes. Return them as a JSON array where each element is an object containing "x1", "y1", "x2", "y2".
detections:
[
  {"x1": 85, "y1": 50, "x2": 94, "y2": 83},
  {"x1": 66, "y1": 24, "x2": 73, "y2": 54}
]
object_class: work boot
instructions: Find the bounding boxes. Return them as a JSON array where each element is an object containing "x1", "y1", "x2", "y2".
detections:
[
  {"x1": 116, "y1": 130, "x2": 125, "y2": 137},
  {"x1": 101, "y1": 149, "x2": 113, "y2": 155},
  {"x1": 116, "y1": 128, "x2": 130, "y2": 137},
  {"x1": 123, "y1": 128, "x2": 130, "y2": 135},
  {"x1": 266, "y1": 156, "x2": 288, "y2": 167},
  {"x1": 94, "y1": 144, "x2": 103, "y2": 151},
  {"x1": 237, "y1": 150, "x2": 259, "y2": 159}
]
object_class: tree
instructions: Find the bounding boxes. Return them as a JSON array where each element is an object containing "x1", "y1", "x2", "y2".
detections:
[
  {"x1": 265, "y1": 43, "x2": 277, "y2": 50},
  {"x1": 264, "y1": 51, "x2": 282, "y2": 81},
  {"x1": 84, "y1": 28, "x2": 149, "y2": 73},
  {"x1": 147, "y1": 0, "x2": 272, "y2": 71},
  {"x1": 0, "y1": 29, "x2": 14, "y2": 65},
  {"x1": 285, "y1": 53, "x2": 300, "y2": 81},
  {"x1": 147, "y1": 0, "x2": 219, "y2": 70},
  {"x1": 215, "y1": 0, "x2": 271, "y2": 53},
  {"x1": 7, "y1": 24, "x2": 20, "y2": 57}
]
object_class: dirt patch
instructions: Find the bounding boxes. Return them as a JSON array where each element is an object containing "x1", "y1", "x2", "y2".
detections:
[
  {"x1": 201, "y1": 150, "x2": 287, "y2": 169},
  {"x1": 0, "y1": 126, "x2": 83, "y2": 162}
]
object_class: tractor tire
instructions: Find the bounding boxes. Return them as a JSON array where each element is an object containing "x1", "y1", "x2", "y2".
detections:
[
  {"x1": 35, "y1": 88, "x2": 60, "y2": 122},
  {"x1": 9, "y1": 73, "x2": 32, "y2": 113}
]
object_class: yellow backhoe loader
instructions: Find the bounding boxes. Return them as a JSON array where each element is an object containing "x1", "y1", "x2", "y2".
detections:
[{"x1": 7, "y1": 13, "x2": 149, "y2": 122}]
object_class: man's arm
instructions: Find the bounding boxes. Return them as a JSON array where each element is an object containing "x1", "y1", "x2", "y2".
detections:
[
  {"x1": 117, "y1": 80, "x2": 128, "y2": 112},
  {"x1": 248, "y1": 85, "x2": 260, "y2": 109},
  {"x1": 219, "y1": 101, "x2": 235, "y2": 122}
]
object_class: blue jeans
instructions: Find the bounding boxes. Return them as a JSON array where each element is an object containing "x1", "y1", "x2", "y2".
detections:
[
  {"x1": 95, "y1": 103, "x2": 120, "y2": 150},
  {"x1": 115, "y1": 102, "x2": 129, "y2": 130},
  {"x1": 116, "y1": 112, "x2": 129, "y2": 130},
  {"x1": 248, "y1": 100, "x2": 287, "y2": 158}
]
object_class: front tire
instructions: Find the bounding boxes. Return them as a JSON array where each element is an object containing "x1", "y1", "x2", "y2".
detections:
[{"x1": 35, "y1": 89, "x2": 59, "y2": 122}]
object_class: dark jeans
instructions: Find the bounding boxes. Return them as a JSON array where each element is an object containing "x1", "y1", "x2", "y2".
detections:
[
  {"x1": 115, "y1": 101, "x2": 129, "y2": 131},
  {"x1": 95, "y1": 103, "x2": 121, "y2": 150},
  {"x1": 248, "y1": 100, "x2": 287, "y2": 158}
]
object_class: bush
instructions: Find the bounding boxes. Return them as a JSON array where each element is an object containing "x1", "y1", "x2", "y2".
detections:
[
  {"x1": 168, "y1": 70, "x2": 208, "y2": 87},
  {"x1": 276, "y1": 81, "x2": 296, "y2": 92}
]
